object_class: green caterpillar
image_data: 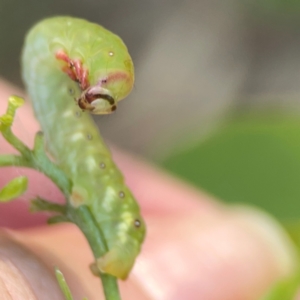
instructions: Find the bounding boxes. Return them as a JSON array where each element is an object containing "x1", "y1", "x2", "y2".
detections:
[{"x1": 22, "y1": 16, "x2": 145, "y2": 280}]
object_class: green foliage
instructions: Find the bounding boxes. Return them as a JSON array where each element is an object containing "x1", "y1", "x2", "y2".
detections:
[
  {"x1": 244, "y1": 0, "x2": 300, "y2": 18},
  {"x1": 162, "y1": 111, "x2": 300, "y2": 221},
  {"x1": 244, "y1": 0, "x2": 300, "y2": 25},
  {"x1": 250, "y1": 0, "x2": 300, "y2": 13}
]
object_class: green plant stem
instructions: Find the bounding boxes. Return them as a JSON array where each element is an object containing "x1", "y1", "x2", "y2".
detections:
[
  {"x1": 1, "y1": 129, "x2": 71, "y2": 197},
  {"x1": 0, "y1": 98, "x2": 122, "y2": 300},
  {"x1": 68, "y1": 205, "x2": 121, "y2": 300},
  {"x1": 30, "y1": 197, "x2": 67, "y2": 213},
  {"x1": 2, "y1": 128, "x2": 32, "y2": 159},
  {"x1": 0, "y1": 154, "x2": 31, "y2": 167},
  {"x1": 55, "y1": 267, "x2": 74, "y2": 300},
  {"x1": 29, "y1": 198, "x2": 121, "y2": 298}
]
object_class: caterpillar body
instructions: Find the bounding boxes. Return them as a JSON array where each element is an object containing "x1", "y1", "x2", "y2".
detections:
[{"x1": 22, "y1": 16, "x2": 145, "y2": 280}]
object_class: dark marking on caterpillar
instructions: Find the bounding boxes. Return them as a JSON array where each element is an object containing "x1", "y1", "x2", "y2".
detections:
[
  {"x1": 68, "y1": 87, "x2": 75, "y2": 95},
  {"x1": 75, "y1": 111, "x2": 81, "y2": 117},
  {"x1": 134, "y1": 219, "x2": 141, "y2": 228}
]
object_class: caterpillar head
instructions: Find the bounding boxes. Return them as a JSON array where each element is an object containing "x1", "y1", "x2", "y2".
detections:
[
  {"x1": 77, "y1": 85, "x2": 117, "y2": 114},
  {"x1": 79, "y1": 62, "x2": 134, "y2": 115},
  {"x1": 56, "y1": 49, "x2": 134, "y2": 114}
]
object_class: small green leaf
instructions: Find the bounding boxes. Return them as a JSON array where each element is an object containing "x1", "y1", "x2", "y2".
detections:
[
  {"x1": 30, "y1": 197, "x2": 66, "y2": 213},
  {"x1": 0, "y1": 176, "x2": 28, "y2": 202},
  {"x1": 47, "y1": 215, "x2": 70, "y2": 224},
  {"x1": 6, "y1": 96, "x2": 24, "y2": 121},
  {"x1": 8, "y1": 95, "x2": 25, "y2": 108},
  {"x1": 55, "y1": 267, "x2": 73, "y2": 300}
]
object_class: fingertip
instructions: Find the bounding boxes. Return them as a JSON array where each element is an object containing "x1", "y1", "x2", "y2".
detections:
[
  {"x1": 0, "y1": 230, "x2": 64, "y2": 299},
  {"x1": 133, "y1": 206, "x2": 298, "y2": 300},
  {"x1": 229, "y1": 205, "x2": 298, "y2": 278}
]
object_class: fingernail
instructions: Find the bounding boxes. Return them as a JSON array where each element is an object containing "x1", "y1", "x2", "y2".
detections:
[{"x1": 229, "y1": 205, "x2": 298, "y2": 279}]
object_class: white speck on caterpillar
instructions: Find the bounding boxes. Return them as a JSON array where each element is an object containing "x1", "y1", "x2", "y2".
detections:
[
  {"x1": 117, "y1": 222, "x2": 130, "y2": 243},
  {"x1": 117, "y1": 221, "x2": 129, "y2": 232},
  {"x1": 86, "y1": 156, "x2": 97, "y2": 171},
  {"x1": 121, "y1": 211, "x2": 133, "y2": 222},
  {"x1": 109, "y1": 51, "x2": 114, "y2": 56},
  {"x1": 71, "y1": 132, "x2": 85, "y2": 141},
  {"x1": 102, "y1": 187, "x2": 116, "y2": 212},
  {"x1": 62, "y1": 110, "x2": 73, "y2": 118},
  {"x1": 117, "y1": 233, "x2": 127, "y2": 244}
]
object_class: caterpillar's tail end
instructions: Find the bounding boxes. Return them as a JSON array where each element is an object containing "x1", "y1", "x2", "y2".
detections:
[{"x1": 94, "y1": 248, "x2": 136, "y2": 280}]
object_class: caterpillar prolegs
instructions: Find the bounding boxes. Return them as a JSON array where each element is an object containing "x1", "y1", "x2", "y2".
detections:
[{"x1": 22, "y1": 16, "x2": 145, "y2": 279}]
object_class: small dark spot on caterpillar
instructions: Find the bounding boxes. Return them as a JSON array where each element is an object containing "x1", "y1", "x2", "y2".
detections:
[
  {"x1": 111, "y1": 105, "x2": 117, "y2": 112},
  {"x1": 101, "y1": 78, "x2": 107, "y2": 84},
  {"x1": 119, "y1": 191, "x2": 125, "y2": 198},
  {"x1": 69, "y1": 88, "x2": 74, "y2": 95},
  {"x1": 75, "y1": 111, "x2": 81, "y2": 117},
  {"x1": 100, "y1": 162, "x2": 106, "y2": 169},
  {"x1": 87, "y1": 134, "x2": 93, "y2": 140},
  {"x1": 134, "y1": 219, "x2": 141, "y2": 228}
]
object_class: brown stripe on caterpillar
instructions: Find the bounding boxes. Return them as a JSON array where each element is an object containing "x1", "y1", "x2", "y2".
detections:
[{"x1": 55, "y1": 50, "x2": 89, "y2": 90}]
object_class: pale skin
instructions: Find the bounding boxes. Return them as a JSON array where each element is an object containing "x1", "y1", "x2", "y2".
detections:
[{"x1": 0, "y1": 79, "x2": 298, "y2": 299}]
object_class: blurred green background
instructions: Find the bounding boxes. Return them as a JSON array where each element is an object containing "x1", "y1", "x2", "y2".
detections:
[{"x1": 1, "y1": 0, "x2": 300, "y2": 227}]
